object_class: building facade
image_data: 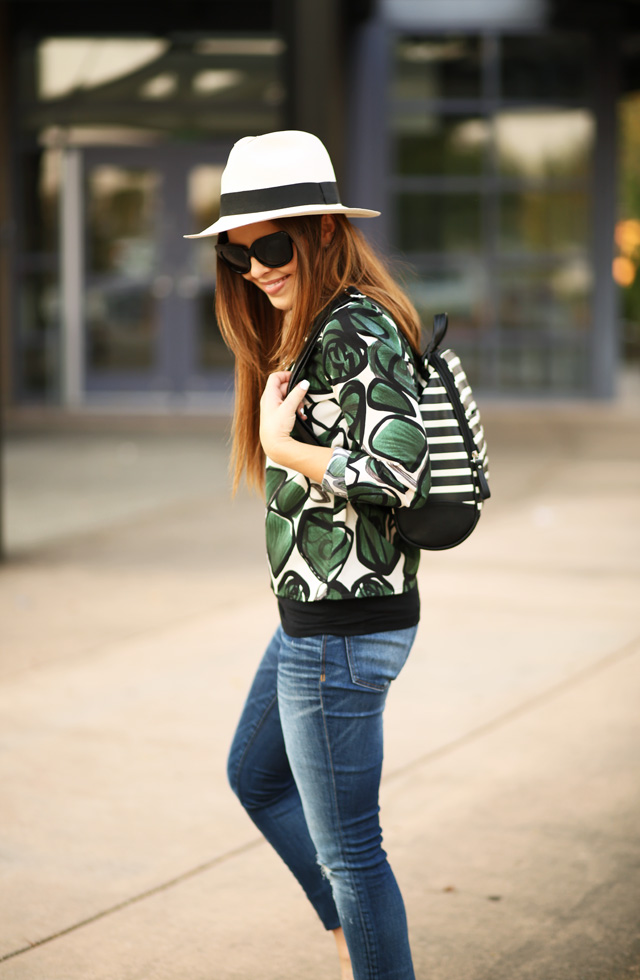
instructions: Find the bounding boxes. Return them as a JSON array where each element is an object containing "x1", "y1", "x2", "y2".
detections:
[{"x1": 1, "y1": 0, "x2": 639, "y2": 410}]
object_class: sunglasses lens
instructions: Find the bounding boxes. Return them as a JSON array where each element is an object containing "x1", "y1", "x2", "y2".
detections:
[
  {"x1": 216, "y1": 231, "x2": 293, "y2": 274},
  {"x1": 217, "y1": 245, "x2": 251, "y2": 274},
  {"x1": 254, "y1": 232, "x2": 294, "y2": 268}
]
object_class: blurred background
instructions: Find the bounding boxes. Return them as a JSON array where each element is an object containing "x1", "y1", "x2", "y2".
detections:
[
  {"x1": 1, "y1": 6, "x2": 640, "y2": 977},
  {"x1": 1, "y1": 0, "x2": 639, "y2": 420}
]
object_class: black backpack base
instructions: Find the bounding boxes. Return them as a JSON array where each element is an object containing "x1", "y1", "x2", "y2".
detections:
[
  {"x1": 395, "y1": 500, "x2": 480, "y2": 551},
  {"x1": 393, "y1": 313, "x2": 491, "y2": 550}
]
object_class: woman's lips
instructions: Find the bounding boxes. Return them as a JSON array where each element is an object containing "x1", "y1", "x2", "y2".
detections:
[{"x1": 261, "y1": 275, "x2": 289, "y2": 295}]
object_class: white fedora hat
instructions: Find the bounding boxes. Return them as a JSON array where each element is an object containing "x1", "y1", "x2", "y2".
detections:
[{"x1": 184, "y1": 130, "x2": 380, "y2": 238}]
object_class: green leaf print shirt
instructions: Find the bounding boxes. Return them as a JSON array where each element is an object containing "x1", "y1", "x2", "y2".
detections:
[{"x1": 265, "y1": 290, "x2": 430, "y2": 604}]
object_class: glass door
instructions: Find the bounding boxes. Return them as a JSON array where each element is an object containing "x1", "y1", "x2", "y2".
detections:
[{"x1": 82, "y1": 145, "x2": 232, "y2": 397}]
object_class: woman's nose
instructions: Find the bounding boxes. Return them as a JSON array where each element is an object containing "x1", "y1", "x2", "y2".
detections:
[{"x1": 247, "y1": 256, "x2": 271, "y2": 278}]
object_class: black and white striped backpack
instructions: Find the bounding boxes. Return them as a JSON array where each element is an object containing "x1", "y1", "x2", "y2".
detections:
[
  {"x1": 290, "y1": 296, "x2": 490, "y2": 551},
  {"x1": 395, "y1": 313, "x2": 491, "y2": 550}
]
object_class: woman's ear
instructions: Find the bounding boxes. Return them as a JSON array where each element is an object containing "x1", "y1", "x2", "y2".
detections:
[{"x1": 321, "y1": 214, "x2": 336, "y2": 246}]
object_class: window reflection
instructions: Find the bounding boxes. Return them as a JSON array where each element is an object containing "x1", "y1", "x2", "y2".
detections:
[
  {"x1": 499, "y1": 262, "x2": 591, "y2": 336},
  {"x1": 36, "y1": 35, "x2": 282, "y2": 106},
  {"x1": 393, "y1": 36, "x2": 482, "y2": 100},
  {"x1": 496, "y1": 108, "x2": 594, "y2": 180},
  {"x1": 406, "y1": 262, "x2": 487, "y2": 331},
  {"x1": 86, "y1": 286, "x2": 156, "y2": 371},
  {"x1": 86, "y1": 166, "x2": 159, "y2": 374},
  {"x1": 496, "y1": 343, "x2": 588, "y2": 392},
  {"x1": 187, "y1": 165, "x2": 234, "y2": 373},
  {"x1": 38, "y1": 39, "x2": 169, "y2": 99},
  {"x1": 192, "y1": 70, "x2": 243, "y2": 95},
  {"x1": 496, "y1": 346, "x2": 546, "y2": 390},
  {"x1": 194, "y1": 38, "x2": 285, "y2": 56},
  {"x1": 396, "y1": 193, "x2": 482, "y2": 252},
  {"x1": 497, "y1": 261, "x2": 590, "y2": 391},
  {"x1": 21, "y1": 148, "x2": 60, "y2": 253},
  {"x1": 198, "y1": 294, "x2": 234, "y2": 372},
  {"x1": 28, "y1": 35, "x2": 285, "y2": 140},
  {"x1": 395, "y1": 115, "x2": 489, "y2": 175},
  {"x1": 500, "y1": 189, "x2": 590, "y2": 254},
  {"x1": 19, "y1": 272, "x2": 60, "y2": 397},
  {"x1": 391, "y1": 27, "x2": 594, "y2": 394},
  {"x1": 501, "y1": 34, "x2": 590, "y2": 100},
  {"x1": 18, "y1": 151, "x2": 61, "y2": 398},
  {"x1": 87, "y1": 166, "x2": 158, "y2": 276},
  {"x1": 405, "y1": 261, "x2": 489, "y2": 389},
  {"x1": 188, "y1": 164, "x2": 223, "y2": 279},
  {"x1": 40, "y1": 125, "x2": 161, "y2": 147},
  {"x1": 140, "y1": 73, "x2": 178, "y2": 100}
]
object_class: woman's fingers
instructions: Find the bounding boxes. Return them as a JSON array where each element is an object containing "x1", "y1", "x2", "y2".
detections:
[
  {"x1": 260, "y1": 373, "x2": 286, "y2": 410},
  {"x1": 270, "y1": 370, "x2": 291, "y2": 398},
  {"x1": 260, "y1": 376, "x2": 310, "y2": 456},
  {"x1": 261, "y1": 374, "x2": 307, "y2": 411},
  {"x1": 278, "y1": 380, "x2": 310, "y2": 427},
  {"x1": 287, "y1": 379, "x2": 310, "y2": 408}
]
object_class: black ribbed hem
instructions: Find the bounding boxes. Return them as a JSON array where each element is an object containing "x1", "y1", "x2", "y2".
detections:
[{"x1": 278, "y1": 587, "x2": 420, "y2": 638}]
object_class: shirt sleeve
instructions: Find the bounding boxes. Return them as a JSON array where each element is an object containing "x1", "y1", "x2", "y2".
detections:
[{"x1": 319, "y1": 303, "x2": 430, "y2": 509}]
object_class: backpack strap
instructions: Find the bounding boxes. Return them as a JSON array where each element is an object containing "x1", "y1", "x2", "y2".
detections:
[
  {"x1": 425, "y1": 312, "x2": 448, "y2": 356},
  {"x1": 412, "y1": 312, "x2": 448, "y2": 383},
  {"x1": 287, "y1": 288, "x2": 355, "y2": 446},
  {"x1": 287, "y1": 288, "x2": 354, "y2": 392}
]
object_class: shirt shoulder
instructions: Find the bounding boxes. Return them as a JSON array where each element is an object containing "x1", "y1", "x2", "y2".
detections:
[
  {"x1": 320, "y1": 292, "x2": 413, "y2": 385},
  {"x1": 319, "y1": 293, "x2": 414, "y2": 385}
]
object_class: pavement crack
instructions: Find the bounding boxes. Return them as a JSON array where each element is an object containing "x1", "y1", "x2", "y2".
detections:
[
  {"x1": 2, "y1": 636, "x2": 638, "y2": 965},
  {"x1": 384, "y1": 633, "x2": 640, "y2": 784},
  {"x1": 0, "y1": 838, "x2": 264, "y2": 964}
]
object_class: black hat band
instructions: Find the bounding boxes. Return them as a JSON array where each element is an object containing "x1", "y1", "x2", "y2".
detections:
[{"x1": 219, "y1": 181, "x2": 340, "y2": 218}]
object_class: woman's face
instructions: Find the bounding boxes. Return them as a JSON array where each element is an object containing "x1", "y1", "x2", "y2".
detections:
[{"x1": 226, "y1": 219, "x2": 298, "y2": 312}]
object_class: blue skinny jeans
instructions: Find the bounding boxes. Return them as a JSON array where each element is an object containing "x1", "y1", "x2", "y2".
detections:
[{"x1": 227, "y1": 624, "x2": 418, "y2": 980}]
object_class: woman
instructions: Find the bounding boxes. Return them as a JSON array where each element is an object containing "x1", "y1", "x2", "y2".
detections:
[{"x1": 186, "y1": 131, "x2": 430, "y2": 980}]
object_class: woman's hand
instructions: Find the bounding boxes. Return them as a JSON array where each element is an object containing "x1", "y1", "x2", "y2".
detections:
[
  {"x1": 259, "y1": 371, "x2": 309, "y2": 463},
  {"x1": 259, "y1": 371, "x2": 334, "y2": 482}
]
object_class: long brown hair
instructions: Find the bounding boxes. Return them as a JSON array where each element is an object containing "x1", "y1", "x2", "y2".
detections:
[{"x1": 215, "y1": 214, "x2": 421, "y2": 493}]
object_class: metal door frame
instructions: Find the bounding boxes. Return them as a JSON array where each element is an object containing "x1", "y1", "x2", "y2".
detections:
[{"x1": 59, "y1": 142, "x2": 232, "y2": 405}]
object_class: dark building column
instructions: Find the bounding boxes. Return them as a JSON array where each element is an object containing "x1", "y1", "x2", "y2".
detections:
[
  {"x1": 591, "y1": 28, "x2": 621, "y2": 398},
  {"x1": 0, "y1": 0, "x2": 10, "y2": 407},
  {"x1": 277, "y1": 0, "x2": 347, "y2": 185},
  {"x1": 0, "y1": 0, "x2": 9, "y2": 558},
  {"x1": 344, "y1": 12, "x2": 390, "y2": 251}
]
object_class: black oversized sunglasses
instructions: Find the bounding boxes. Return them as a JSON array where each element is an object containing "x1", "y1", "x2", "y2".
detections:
[{"x1": 215, "y1": 230, "x2": 294, "y2": 275}]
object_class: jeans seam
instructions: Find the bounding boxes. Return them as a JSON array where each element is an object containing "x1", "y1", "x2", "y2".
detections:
[
  {"x1": 344, "y1": 635, "x2": 388, "y2": 692},
  {"x1": 318, "y1": 640, "x2": 379, "y2": 976},
  {"x1": 231, "y1": 692, "x2": 279, "y2": 801}
]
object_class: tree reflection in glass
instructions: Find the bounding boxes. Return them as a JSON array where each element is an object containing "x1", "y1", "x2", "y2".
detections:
[{"x1": 496, "y1": 108, "x2": 594, "y2": 181}]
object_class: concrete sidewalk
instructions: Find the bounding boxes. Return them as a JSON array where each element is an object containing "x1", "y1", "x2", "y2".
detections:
[{"x1": 1, "y1": 401, "x2": 639, "y2": 979}]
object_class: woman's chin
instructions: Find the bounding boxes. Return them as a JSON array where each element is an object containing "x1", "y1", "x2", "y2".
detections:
[{"x1": 264, "y1": 287, "x2": 295, "y2": 312}]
